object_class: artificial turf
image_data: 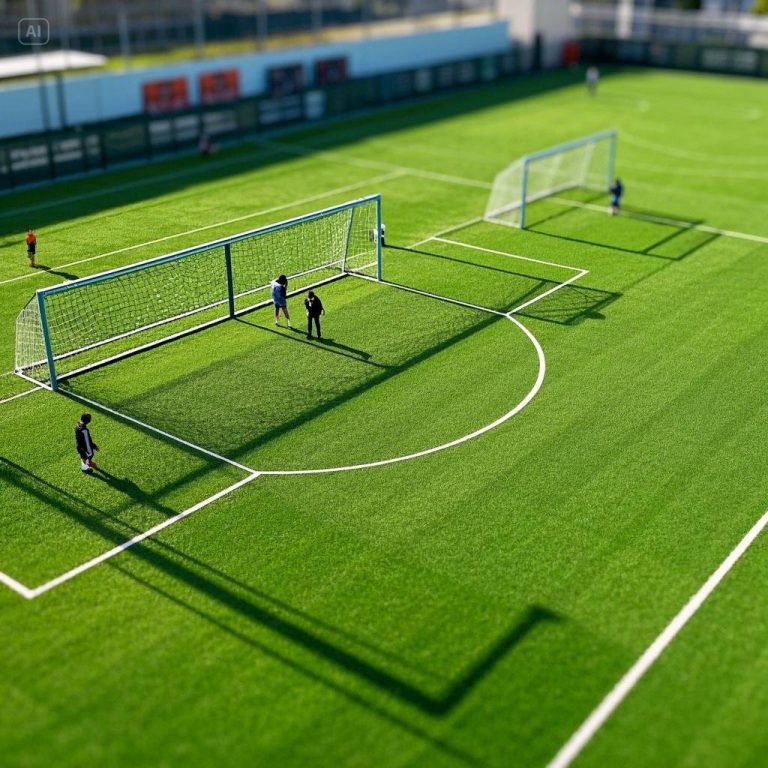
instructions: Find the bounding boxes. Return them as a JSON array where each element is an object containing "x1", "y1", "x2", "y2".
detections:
[{"x1": 2, "y1": 66, "x2": 768, "y2": 767}]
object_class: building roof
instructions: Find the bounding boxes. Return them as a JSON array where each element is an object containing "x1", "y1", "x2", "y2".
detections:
[{"x1": 0, "y1": 51, "x2": 107, "y2": 81}]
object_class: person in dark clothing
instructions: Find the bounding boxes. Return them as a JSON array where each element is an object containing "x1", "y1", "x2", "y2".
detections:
[
  {"x1": 75, "y1": 413, "x2": 99, "y2": 473},
  {"x1": 610, "y1": 178, "x2": 624, "y2": 215},
  {"x1": 26, "y1": 229, "x2": 36, "y2": 268},
  {"x1": 304, "y1": 290, "x2": 325, "y2": 339}
]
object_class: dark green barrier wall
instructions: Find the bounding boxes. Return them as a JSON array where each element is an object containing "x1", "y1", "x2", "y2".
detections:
[
  {"x1": 0, "y1": 50, "x2": 518, "y2": 191},
  {"x1": 581, "y1": 38, "x2": 768, "y2": 78}
]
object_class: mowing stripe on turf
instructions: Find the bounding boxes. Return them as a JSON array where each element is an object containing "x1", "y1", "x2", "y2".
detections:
[
  {"x1": 24, "y1": 473, "x2": 261, "y2": 599},
  {"x1": 429, "y1": 238, "x2": 591, "y2": 316},
  {"x1": 255, "y1": 276, "x2": 546, "y2": 475},
  {"x1": 255, "y1": 138, "x2": 494, "y2": 190},
  {"x1": 548, "y1": 506, "x2": 768, "y2": 768},
  {"x1": 64, "y1": 390, "x2": 257, "y2": 475},
  {"x1": 508, "y1": 269, "x2": 589, "y2": 315},
  {"x1": 0, "y1": 145, "x2": 276, "y2": 220},
  {"x1": 0, "y1": 170, "x2": 405, "y2": 289},
  {"x1": 433, "y1": 238, "x2": 586, "y2": 274}
]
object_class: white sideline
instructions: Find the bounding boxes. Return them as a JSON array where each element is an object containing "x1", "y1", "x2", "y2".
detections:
[
  {"x1": 66, "y1": 390, "x2": 257, "y2": 475},
  {"x1": 548, "y1": 197, "x2": 768, "y2": 246},
  {"x1": 548, "y1": 507, "x2": 768, "y2": 768},
  {"x1": 0, "y1": 170, "x2": 405, "y2": 289},
  {"x1": 27, "y1": 473, "x2": 261, "y2": 599},
  {"x1": 0, "y1": 386, "x2": 40, "y2": 406}
]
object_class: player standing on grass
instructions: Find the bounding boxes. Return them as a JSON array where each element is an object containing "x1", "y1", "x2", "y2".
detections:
[
  {"x1": 75, "y1": 413, "x2": 99, "y2": 473},
  {"x1": 609, "y1": 178, "x2": 624, "y2": 215},
  {"x1": 25, "y1": 229, "x2": 37, "y2": 268},
  {"x1": 586, "y1": 66, "x2": 600, "y2": 96},
  {"x1": 304, "y1": 290, "x2": 325, "y2": 340},
  {"x1": 271, "y1": 274, "x2": 292, "y2": 327}
]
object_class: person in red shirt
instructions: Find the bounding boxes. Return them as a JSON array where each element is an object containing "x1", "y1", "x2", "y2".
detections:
[{"x1": 25, "y1": 229, "x2": 37, "y2": 268}]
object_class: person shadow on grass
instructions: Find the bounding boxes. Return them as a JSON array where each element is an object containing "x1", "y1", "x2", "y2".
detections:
[{"x1": 87, "y1": 467, "x2": 177, "y2": 517}]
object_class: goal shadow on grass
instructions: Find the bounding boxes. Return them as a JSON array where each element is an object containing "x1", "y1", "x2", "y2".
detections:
[
  {"x1": 63, "y1": 282, "x2": 513, "y2": 467},
  {"x1": 526, "y1": 200, "x2": 720, "y2": 262},
  {"x1": 1, "y1": 454, "x2": 558, "y2": 760},
  {"x1": 387, "y1": 245, "x2": 621, "y2": 325}
]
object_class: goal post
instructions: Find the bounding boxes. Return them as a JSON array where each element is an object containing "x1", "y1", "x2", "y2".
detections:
[
  {"x1": 15, "y1": 194, "x2": 382, "y2": 391},
  {"x1": 485, "y1": 130, "x2": 617, "y2": 229}
]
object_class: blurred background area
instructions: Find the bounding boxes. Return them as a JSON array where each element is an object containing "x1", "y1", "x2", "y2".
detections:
[
  {"x1": 0, "y1": 0, "x2": 498, "y2": 61},
  {"x1": 0, "y1": 0, "x2": 766, "y2": 189}
]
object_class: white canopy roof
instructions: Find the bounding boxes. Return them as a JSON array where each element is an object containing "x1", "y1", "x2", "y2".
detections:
[{"x1": 0, "y1": 51, "x2": 107, "y2": 80}]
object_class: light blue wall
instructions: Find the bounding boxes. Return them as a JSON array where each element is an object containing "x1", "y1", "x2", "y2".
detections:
[{"x1": 0, "y1": 23, "x2": 509, "y2": 138}]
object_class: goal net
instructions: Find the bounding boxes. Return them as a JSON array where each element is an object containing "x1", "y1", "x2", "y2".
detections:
[
  {"x1": 485, "y1": 130, "x2": 616, "y2": 229},
  {"x1": 16, "y1": 194, "x2": 381, "y2": 391}
]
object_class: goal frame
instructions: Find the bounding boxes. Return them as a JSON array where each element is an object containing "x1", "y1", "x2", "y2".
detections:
[
  {"x1": 17, "y1": 194, "x2": 382, "y2": 392},
  {"x1": 485, "y1": 130, "x2": 617, "y2": 229}
]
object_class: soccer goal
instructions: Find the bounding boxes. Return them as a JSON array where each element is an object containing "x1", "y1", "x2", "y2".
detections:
[
  {"x1": 485, "y1": 130, "x2": 616, "y2": 229},
  {"x1": 15, "y1": 194, "x2": 382, "y2": 391}
]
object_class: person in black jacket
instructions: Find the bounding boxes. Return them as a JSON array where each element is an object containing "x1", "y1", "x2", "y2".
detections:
[
  {"x1": 75, "y1": 413, "x2": 99, "y2": 473},
  {"x1": 304, "y1": 290, "x2": 325, "y2": 339}
]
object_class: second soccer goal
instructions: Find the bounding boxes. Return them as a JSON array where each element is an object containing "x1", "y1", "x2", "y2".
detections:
[{"x1": 485, "y1": 130, "x2": 617, "y2": 229}]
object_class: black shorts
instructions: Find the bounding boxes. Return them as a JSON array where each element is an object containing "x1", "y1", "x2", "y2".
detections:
[{"x1": 27, "y1": 244, "x2": 36, "y2": 256}]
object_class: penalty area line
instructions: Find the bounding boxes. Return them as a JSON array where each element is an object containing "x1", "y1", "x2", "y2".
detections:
[
  {"x1": 64, "y1": 390, "x2": 256, "y2": 475},
  {"x1": 547, "y1": 506, "x2": 768, "y2": 768},
  {"x1": 25, "y1": 472, "x2": 261, "y2": 599}
]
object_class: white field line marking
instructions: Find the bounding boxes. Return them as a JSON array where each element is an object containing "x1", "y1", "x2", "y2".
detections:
[
  {"x1": 621, "y1": 131, "x2": 768, "y2": 167},
  {"x1": 632, "y1": 161, "x2": 768, "y2": 181},
  {"x1": 418, "y1": 236, "x2": 590, "y2": 317},
  {"x1": 256, "y1": 276, "x2": 546, "y2": 476},
  {"x1": 65, "y1": 390, "x2": 257, "y2": 475},
  {"x1": 549, "y1": 197, "x2": 768, "y2": 246},
  {"x1": 259, "y1": 312, "x2": 544, "y2": 476},
  {"x1": 0, "y1": 279, "x2": 547, "y2": 596},
  {"x1": 0, "y1": 170, "x2": 405, "y2": 289},
  {"x1": 407, "y1": 216, "x2": 485, "y2": 249},
  {"x1": 0, "y1": 570, "x2": 35, "y2": 600},
  {"x1": 0, "y1": 386, "x2": 40, "y2": 406},
  {"x1": 508, "y1": 269, "x2": 589, "y2": 315},
  {"x1": 25, "y1": 473, "x2": 261, "y2": 599},
  {"x1": 548, "y1": 506, "x2": 768, "y2": 768},
  {"x1": 0, "y1": 146, "x2": 275, "y2": 220},
  {"x1": 256, "y1": 138, "x2": 493, "y2": 190},
  {"x1": 434, "y1": 237, "x2": 585, "y2": 274}
]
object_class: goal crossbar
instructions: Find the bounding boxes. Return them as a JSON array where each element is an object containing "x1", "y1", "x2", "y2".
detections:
[
  {"x1": 15, "y1": 194, "x2": 382, "y2": 391},
  {"x1": 485, "y1": 130, "x2": 617, "y2": 229}
]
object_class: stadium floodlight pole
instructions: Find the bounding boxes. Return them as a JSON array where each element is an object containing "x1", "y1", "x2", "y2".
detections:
[{"x1": 36, "y1": 290, "x2": 58, "y2": 392}]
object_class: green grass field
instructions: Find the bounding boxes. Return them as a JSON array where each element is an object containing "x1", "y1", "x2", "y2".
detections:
[{"x1": 3, "y1": 66, "x2": 768, "y2": 767}]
